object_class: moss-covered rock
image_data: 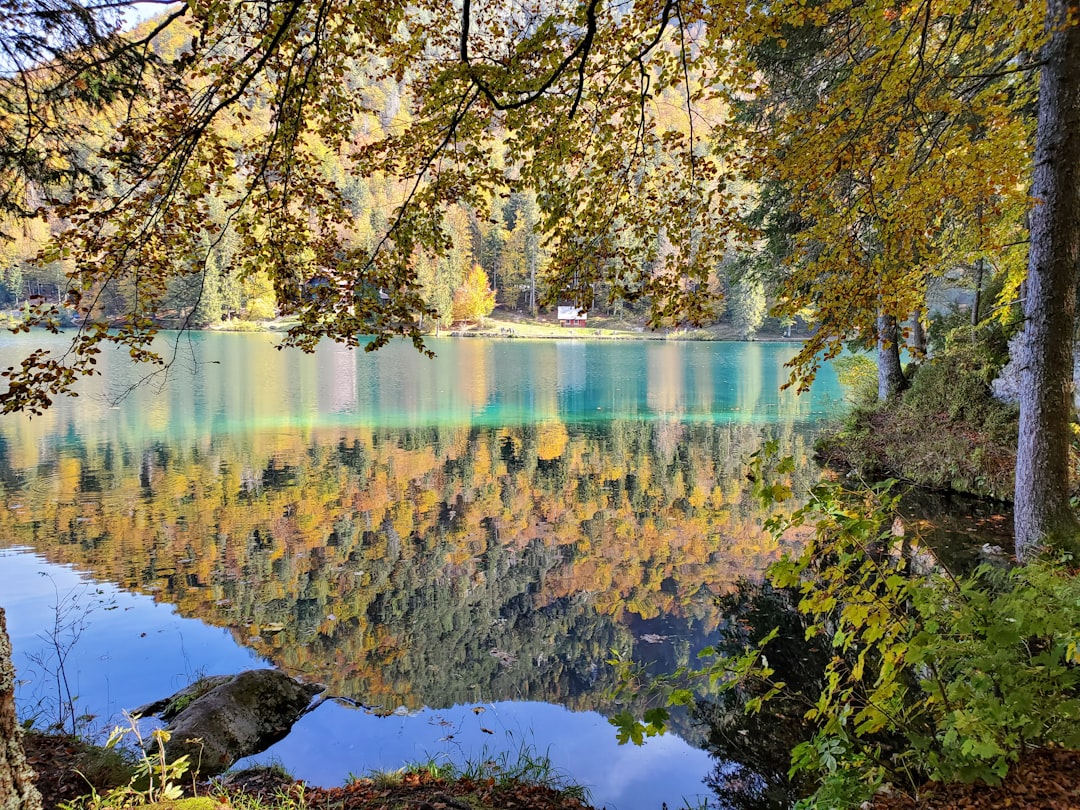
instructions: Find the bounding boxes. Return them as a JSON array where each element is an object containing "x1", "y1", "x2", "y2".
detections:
[{"x1": 139, "y1": 670, "x2": 322, "y2": 777}]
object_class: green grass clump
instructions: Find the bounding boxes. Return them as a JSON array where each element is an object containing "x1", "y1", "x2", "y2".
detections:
[{"x1": 364, "y1": 743, "x2": 590, "y2": 804}]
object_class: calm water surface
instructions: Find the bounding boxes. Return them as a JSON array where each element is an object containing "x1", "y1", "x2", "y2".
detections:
[{"x1": 0, "y1": 333, "x2": 847, "y2": 809}]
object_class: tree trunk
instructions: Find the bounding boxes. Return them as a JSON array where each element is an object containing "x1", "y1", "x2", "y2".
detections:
[
  {"x1": 1, "y1": 608, "x2": 42, "y2": 810},
  {"x1": 877, "y1": 313, "x2": 907, "y2": 400},
  {"x1": 1014, "y1": 0, "x2": 1080, "y2": 561},
  {"x1": 971, "y1": 258, "x2": 984, "y2": 327},
  {"x1": 909, "y1": 308, "x2": 927, "y2": 356},
  {"x1": 528, "y1": 259, "x2": 537, "y2": 318}
]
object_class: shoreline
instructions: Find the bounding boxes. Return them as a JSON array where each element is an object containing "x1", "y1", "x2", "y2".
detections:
[
  {"x1": 3, "y1": 309, "x2": 812, "y2": 344},
  {"x1": 216, "y1": 313, "x2": 811, "y2": 344}
]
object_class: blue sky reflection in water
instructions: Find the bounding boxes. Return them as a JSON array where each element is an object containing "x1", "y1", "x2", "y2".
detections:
[
  {"x1": 3, "y1": 547, "x2": 713, "y2": 809},
  {"x1": 0, "y1": 333, "x2": 847, "y2": 810}
]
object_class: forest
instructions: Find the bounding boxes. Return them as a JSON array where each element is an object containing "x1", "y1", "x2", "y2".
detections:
[{"x1": 0, "y1": 14, "x2": 776, "y2": 337}]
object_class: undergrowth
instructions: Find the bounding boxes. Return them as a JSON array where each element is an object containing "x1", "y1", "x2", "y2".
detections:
[
  {"x1": 60, "y1": 714, "x2": 195, "y2": 809},
  {"x1": 817, "y1": 327, "x2": 1020, "y2": 500},
  {"x1": 613, "y1": 443, "x2": 1080, "y2": 809}
]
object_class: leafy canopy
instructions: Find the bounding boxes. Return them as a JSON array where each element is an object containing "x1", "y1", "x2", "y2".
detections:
[
  {"x1": 0, "y1": 0, "x2": 1044, "y2": 411},
  {"x1": 1, "y1": 0, "x2": 744, "y2": 411}
]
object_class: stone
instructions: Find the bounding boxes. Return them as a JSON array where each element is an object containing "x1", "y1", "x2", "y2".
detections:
[{"x1": 137, "y1": 670, "x2": 322, "y2": 777}]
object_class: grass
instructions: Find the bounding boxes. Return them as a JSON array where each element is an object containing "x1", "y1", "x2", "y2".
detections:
[
  {"x1": 198, "y1": 308, "x2": 794, "y2": 343},
  {"x1": 360, "y1": 743, "x2": 591, "y2": 805},
  {"x1": 483, "y1": 311, "x2": 748, "y2": 341},
  {"x1": 209, "y1": 786, "x2": 306, "y2": 810}
]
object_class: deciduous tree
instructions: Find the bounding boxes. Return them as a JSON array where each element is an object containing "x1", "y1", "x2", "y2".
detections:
[
  {"x1": 737, "y1": 0, "x2": 1034, "y2": 394},
  {"x1": 452, "y1": 264, "x2": 496, "y2": 324}
]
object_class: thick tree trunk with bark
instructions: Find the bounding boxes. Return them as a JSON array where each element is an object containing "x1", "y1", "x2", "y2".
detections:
[
  {"x1": 877, "y1": 313, "x2": 907, "y2": 400},
  {"x1": 1, "y1": 608, "x2": 42, "y2": 810},
  {"x1": 1015, "y1": 0, "x2": 1080, "y2": 561}
]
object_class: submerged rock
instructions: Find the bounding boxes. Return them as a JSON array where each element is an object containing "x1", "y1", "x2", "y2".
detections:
[{"x1": 134, "y1": 669, "x2": 322, "y2": 776}]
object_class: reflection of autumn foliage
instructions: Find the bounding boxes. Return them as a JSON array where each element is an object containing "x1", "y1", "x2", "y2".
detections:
[
  {"x1": 0, "y1": 420, "x2": 818, "y2": 714},
  {"x1": 535, "y1": 421, "x2": 569, "y2": 461}
]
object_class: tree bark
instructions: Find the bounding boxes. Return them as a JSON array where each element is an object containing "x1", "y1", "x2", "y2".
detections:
[
  {"x1": 1, "y1": 608, "x2": 42, "y2": 810},
  {"x1": 971, "y1": 258, "x2": 984, "y2": 327},
  {"x1": 909, "y1": 308, "x2": 927, "y2": 356},
  {"x1": 1014, "y1": 0, "x2": 1080, "y2": 561},
  {"x1": 877, "y1": 312, "x2": 907, "y2": 400}
]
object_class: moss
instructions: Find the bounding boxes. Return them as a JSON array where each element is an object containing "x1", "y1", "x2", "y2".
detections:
[{"x1": 143, "y1": 800, "x2": 222, "y2": 810}]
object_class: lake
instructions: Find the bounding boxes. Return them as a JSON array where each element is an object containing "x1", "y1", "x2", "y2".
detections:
[{"x1": 0, "y1": 332, "x2": 847, "y2": 809}]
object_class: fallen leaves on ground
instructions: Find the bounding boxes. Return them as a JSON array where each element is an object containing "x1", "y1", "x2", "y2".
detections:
[
  {"x1": 263, "y1": 772, "x2": 593, "y2": 810},
  {"x1": 23, "y1": 730, "x2": 131, "y2": 809},
  {"x1": 27, "y1": 729, "x2": 1080, "y2": 810},
  {"x1": 869, "y1": 749, "x2": 1080, "y2": 810}
]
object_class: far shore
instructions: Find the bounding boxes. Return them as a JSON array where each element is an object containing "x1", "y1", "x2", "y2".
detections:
[
  {"x1": 1, "y1": 308, "x2": 812, "y2": 343},
  {"x1": 209, "y1": 309, "x2": 810, "y2": 343}
]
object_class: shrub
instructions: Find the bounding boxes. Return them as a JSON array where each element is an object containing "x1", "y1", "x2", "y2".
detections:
[
  {"x1": 731, "y1": 466, "x2": 1080, "y2": 806},
  {"x1": 832, "y1": 354, "x2": 877, "y2": 407},
  {"x1": 616, "y1": 450, "x2": 1080, "y2": 808},
  {"x1": 817, "y1": 334, "x2": 1018, "y2": 499}
]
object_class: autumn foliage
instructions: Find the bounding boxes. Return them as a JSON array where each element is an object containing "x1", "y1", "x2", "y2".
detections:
[{"x1": 452, "y1": 265, "x2": 496, "y2": 324}]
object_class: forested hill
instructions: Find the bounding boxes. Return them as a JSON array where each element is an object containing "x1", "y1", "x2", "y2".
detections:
[{"x1": 0, "y1": 14, "x2": 784, "y2": 337}]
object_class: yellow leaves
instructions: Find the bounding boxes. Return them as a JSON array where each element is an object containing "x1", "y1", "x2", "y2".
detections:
[
  {"x1": 536, "y1": 420, "x2": 569, "y2": 461},
  {"x1": 451, "y1": 264, "x2": 496, "y2": 324}
]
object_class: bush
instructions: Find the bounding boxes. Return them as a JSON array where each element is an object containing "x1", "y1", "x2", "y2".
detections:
[
  {"x1": 616, "y1": 454, "x2": 1080, "y2": 809},
  {"x1": 727, "y1": 469, "x2": 1080, "y2": 807},
  {"x1": 897, "y1": 336, "x2": 1017, "y2": 440},
  {"x1": 832, "y1": 354, "x2": 878, "y2": 407},
  {"x1": 817, "y1": 334, "x2": 1019, "y2": 499}
]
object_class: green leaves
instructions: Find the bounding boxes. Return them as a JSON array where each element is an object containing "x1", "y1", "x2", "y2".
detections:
[
  {"x1": 746, "y1": 468, "x2": 1080, "y2": 803},
  {"x1": 747, "y1": 441, "x2": 796, "y2": 509},
  {"x1": 635, "y1": 442, "x2": 1080, "y2": 807},
  {"x1": 609, "y1": 707, "x2": 670, "y2": 746}
]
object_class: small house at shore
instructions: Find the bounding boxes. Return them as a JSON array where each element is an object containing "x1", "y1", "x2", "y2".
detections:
[{"x1": 557, "y1": 306, "x2": 588, "y2": 327}]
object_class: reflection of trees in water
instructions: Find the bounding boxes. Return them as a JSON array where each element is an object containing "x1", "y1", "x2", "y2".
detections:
[
  {"x1": 694, "y1": 581, "x2": 827, "y2": 810},
  {"x1": 697, "y1": 531, "x2": 961, "y2": 810},
  {"x1": 0, "y1": 419, "x2": 820, "y2": 720}
]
